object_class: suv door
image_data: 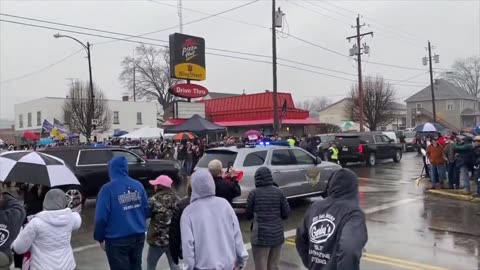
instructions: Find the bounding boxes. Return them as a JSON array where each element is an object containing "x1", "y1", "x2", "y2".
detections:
[
  {"x1": 76, "y1": 149, "x2": 113, "y2": 197},
  {"x1": 373, "y1": 135, "x2": 387, "y2": 159},
  {"x1": 291, "y1": 148, "x2": 325, "y2": 196},
  {"x1": 112, "y1": 149, "x2": 148, "y2": 186},
  {"x1": 381, "y1": 134, "x2": 396, "y2": 158},
  {"x1": 270, "y1": 149, "x2": 299, "y2": 197}
]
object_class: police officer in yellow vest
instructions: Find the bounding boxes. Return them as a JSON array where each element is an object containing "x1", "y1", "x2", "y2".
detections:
[
  {"x1": 287, "y1": 137, "x2": 296, "y2": 147},
  {"x1": 328, "y1": 141, "x2": 339, "y2": 164}
]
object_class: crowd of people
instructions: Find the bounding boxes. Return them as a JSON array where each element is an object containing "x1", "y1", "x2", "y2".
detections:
[
  {"x1": 1, "y1": 154, "x2": 368, "y2": 270},
  {"x1": 421, "y1": 132, "x2": 480, "y2": 194}
]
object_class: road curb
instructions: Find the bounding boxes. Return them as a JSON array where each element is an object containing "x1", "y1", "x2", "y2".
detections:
[{"x1": 427, "y1": 189, "x2": 480, "y2": 202}]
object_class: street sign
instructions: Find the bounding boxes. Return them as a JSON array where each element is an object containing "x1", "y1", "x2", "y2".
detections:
[
  {"x1": 169, "y1": 83, "x2": 209, "y2": 99},
  {"x1": 169, "y1": 33, "x2": 206, "y2": 81}
]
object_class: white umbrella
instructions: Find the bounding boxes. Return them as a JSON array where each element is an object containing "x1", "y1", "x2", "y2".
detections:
[{"x1": 0, "y1": 151, "x2": 80, "y2": 187}]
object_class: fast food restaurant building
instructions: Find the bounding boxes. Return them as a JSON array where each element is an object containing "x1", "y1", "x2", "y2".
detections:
[{"x1": 164, "y1": 91, "x2": 319, "y2": 137}]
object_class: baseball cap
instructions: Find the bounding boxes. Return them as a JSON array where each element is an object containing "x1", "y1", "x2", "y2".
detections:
[{"x1": 149, "y1": 175, "x2": 173, "y2": 188}]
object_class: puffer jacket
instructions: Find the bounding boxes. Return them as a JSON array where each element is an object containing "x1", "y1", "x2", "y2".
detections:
[
  {"x1": 246, "y1": 167, "x2": 290, "y2": 246},
  {"x1": 12, "y1": 208, "x2": 81, "y2": 270}
]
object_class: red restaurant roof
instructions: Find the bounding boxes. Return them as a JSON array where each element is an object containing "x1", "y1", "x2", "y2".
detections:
[{"x1": 199, "y1": 91, "x2": 310, "y2": 122}]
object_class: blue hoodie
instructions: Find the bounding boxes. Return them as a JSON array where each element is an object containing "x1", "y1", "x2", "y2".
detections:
[
  {"x1": 93, "y1": 156, "x2": 149, "y2": 242},
  {"x1": 180, "y1": 169, "x2": 248, "y2": 270}
]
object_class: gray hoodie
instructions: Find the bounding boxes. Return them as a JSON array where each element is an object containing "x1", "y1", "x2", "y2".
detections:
[{"x1": 180, "y1": 169, "x2": 248, "y2": 270}]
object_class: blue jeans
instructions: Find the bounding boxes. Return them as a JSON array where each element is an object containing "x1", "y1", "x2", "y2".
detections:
[
  {"x1": 105, "y1": 234, "x2": 145, "y2": 270},
  {"x1": 447, "y1": 162, "x2": 459, "y2": 188},
  {"x1": 185, "y1": 160, "x2": 193, "y2": 175},
  {"x1": 430, "y1": 164, "x2": 445, "y2": 185},
  {"x1": 460, "y1": 166, "x2": 471, "y2": 192},
  {"x1": 147, "y1": 244, "x2": 179, "y2": 270}
]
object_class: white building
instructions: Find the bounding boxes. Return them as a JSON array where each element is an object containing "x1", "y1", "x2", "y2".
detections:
[{"x1": 14, "y1": 97, "x2": 157, "y2": 141}]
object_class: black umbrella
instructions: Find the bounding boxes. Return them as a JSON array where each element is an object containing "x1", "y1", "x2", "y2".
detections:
[
  {"x1": 413, "y1": 122, "x2": 445, "y2": 132},
  {"x1": 0, "y1": 151, "x2": 80, "y2": 187}
]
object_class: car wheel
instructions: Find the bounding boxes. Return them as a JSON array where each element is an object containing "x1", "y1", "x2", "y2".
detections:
[
  {"x1": 393, "y1": 150, "x2": 402, "y2": 163},
  {"x1": 367, "y1": 153, "x2": 376, "y2": 166},
  {"x1": 63, "y1": 186, "x2": 85, "y2": 208}
]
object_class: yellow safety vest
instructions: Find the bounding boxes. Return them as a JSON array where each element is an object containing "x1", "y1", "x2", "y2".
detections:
[
  {"x1": 329, "y1": 146, "x2": 339, "y2": 160},
  {"x1": 287, "y1": 138, "x2": 295, "y2": 147}
]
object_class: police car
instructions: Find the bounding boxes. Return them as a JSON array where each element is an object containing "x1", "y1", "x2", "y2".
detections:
[{"x1": 195, "y1": 141, "x2": 342, "y2": 208}]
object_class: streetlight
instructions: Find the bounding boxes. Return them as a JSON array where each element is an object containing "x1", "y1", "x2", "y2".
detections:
[{"x1": 53, "y1": 33, "x2": 95, "y2": 141}]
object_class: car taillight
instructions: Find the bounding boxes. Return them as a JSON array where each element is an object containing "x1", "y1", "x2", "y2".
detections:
[
  {"x1": 232, "y1": 171, "x2": 244, "y2": 181},
  {"x1": 413, "y1": 137, "x2": 417, "y2": 144},
  {"x1": 358, "y1": 144, "x2": 364, "y2": 153}
]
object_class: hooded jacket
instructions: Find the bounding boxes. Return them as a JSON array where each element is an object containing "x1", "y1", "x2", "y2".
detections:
[
  {"x1": 180, "y1": 170, "x2": 248, "y2": 270},
  {"x1": 94, "y1": 156, "x2": 149, "y2": 242},
  {"x1": 246, "y1": 167, "x2": 290, "y2": 246},
  {"x1": 12, "y1": 208, "x2": 81, "y2": 270},
  {"x1": 296, "y1": 168, "x2": 368, "y2": 270},
  {"x1": 0, "y1": 193, "x2": 26, "y2": 268}
]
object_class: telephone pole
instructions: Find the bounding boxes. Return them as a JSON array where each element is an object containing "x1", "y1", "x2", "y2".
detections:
[
  {"x1": 272, "y1": 0, "x2": 279, "y2": 132},
  {"x1": 423, "y1": 41, "x2": 439, "y2": 123},
  {"x1": 347, "y1": 15, "x2": 373, "y2": 132},
  {"x1": 132, "y1": 66, "x2": 136, "y2": 102}
]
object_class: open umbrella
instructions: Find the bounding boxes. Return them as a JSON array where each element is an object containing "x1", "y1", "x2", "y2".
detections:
[
  {"x1": 342, "y1": 121, "x2": 354, "y2": 129},
  {"x1": 245, "y1": 130, "x2": 261, "y2": 137},
  {"x1": 174, "y1": 132, "x2": 197, "y2": 141},
  {"x1": 22, "y1": 131, "x2": 40, "y2": 140},
  {"x1": 413, "y1": 122, "x2": 445, "y2": 132},
  {"x1": 0, "y1": 151, "x2": 80, "y2": 187},
  {"x1": 113, "y1": 130, "x2": 128, "y2": 137}
]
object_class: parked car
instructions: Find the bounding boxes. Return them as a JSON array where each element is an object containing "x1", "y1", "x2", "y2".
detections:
[
  {"x1": 195, "y1": 142, "x2": 341, "y2": 208},
  {"x1": 404, "y1": 131, "x2": 416, "y2": 152},
  {"x1": 335, "y1": 132, "x2": 403, "y2": 167},
  {"x1": 41, "y1": 146, "x2": 181, "y2": 204},
  {"x1": 316, "y1": 134, "x2": 336, "y2": 160}
]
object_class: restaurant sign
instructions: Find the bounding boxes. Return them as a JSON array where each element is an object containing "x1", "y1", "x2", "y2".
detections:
[
  {"x1": 169, "y1": 83, "x2": 209, "y2": 99},
  {"x1": 169, "y1": 33, "x2": 206, "y2": 81}
]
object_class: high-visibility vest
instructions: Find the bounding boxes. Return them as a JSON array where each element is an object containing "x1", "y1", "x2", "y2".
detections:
[
  {"x1": 329, "y1": 146, "x2": 339, "y2": 160},
  {"x1": 287, "y1": 138, "x2": 295, "y2": 147}
]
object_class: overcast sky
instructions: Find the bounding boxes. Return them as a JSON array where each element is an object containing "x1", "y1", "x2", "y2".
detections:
[{"x1": 1, "y1": 0, "x2": 479, "y2": 120}]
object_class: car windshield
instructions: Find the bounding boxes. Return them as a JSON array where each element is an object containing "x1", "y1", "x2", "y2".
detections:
[
  {"x1": 196, "y1": 150, "x2": 238, "y2": 168},
  {"x1": 404, "y1": 132, "x2": 415, "y2": 138}
]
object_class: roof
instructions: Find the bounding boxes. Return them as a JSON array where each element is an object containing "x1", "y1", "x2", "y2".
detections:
[
  {"x1": 215, "y1": 118, "x2": 320, "y2": 127},
  {"x1": 199, "y1": 91, "x2": 310, "y2": 122},
  {"x1": 318, "y1": 98, "x2": 349, "y2": 113},
  {"x1": 206, "y1": 92, "x2": 240, "y2": 99},
  {"x1": 392, "y1": 102, "x2": 406, "y2": 110},
  {"x1": 405, "y1": 79, "x2": 478, "y2": 102},
  {"x1": 163, "y1": 114, "x2": 226, "y2": 133}
]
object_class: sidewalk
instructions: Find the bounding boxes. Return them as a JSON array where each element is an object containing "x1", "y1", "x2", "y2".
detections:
[{"x1": 417, "y1": 177, "x2": 480, "y2": 202}]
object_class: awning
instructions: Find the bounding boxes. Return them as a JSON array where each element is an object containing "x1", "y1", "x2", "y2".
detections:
[{"x1": 215, "y1": 118, "x2": 320, "y2": 127}]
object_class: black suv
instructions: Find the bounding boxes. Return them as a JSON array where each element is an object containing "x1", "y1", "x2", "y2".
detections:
[
  {"x1": 41, "y1": 146, "x2": 181, "y2": 204},
  {"x1": 335, "y1": 132, "x2": 403, "y2": 166}
]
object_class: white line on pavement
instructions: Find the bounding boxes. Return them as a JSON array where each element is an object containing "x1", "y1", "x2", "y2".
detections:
[{"x1": 73, "y1": 196, "x2": 422, "y2": 254}]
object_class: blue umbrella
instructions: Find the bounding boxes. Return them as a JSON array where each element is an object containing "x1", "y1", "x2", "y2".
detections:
[{"x1": 38, "y1": 138, "x2": 54, "y2": 146}]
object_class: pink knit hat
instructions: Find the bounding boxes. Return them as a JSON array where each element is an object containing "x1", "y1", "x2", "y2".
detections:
[{"x1": 149, "y1": 175, "x2": 173, "y2": 188}]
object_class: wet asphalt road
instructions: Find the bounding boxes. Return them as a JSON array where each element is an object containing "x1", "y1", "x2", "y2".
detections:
[{"x1": 42, "y1": 153, "x2": 480, "y2": 269}]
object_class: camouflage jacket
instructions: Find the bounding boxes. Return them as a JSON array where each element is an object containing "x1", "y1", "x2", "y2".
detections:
[{"x1": 147, "y1": 190, "x2": 179, "y2": 247}]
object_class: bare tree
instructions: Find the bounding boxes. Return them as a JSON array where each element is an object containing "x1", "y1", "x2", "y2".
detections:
[
  {"x1": 119, "y1": 45, "x2": 179, "y2": 120},
  {"x1": 314, "y1": 123, "x2": 342, "y2": 134},
  {"x1": 345, "y1": 76, "x2": 397, "y2": 131},
  {"x1": 444, "y1": 56, "x2": 480, "y2": 97},
  {"x1": 63, "y1": 81, "x2": 111, "y2": 139},
  {"x1": 296, "y1": 97, "x2": 332, "y2": 118}
]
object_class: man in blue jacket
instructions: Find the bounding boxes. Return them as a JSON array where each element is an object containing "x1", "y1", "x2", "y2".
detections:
[{"x1": 94, "y1": 156, "x2": 149, "y2": 270}]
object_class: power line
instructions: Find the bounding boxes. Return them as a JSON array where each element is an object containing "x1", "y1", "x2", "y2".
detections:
[
  {"x1": 0, "y1": 18, "x2": 433, "y2": 87},
  {"x1": 0, "y1": 49, "x2": 83, "y2": 84},
  {"x1": 148, "y1": 0, "x2": 268, "y2": 29},
  {"x1": 285, "y1": 0, "x2": 351, "y2": 26}
]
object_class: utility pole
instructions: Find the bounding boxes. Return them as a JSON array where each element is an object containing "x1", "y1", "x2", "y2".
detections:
[
  {"x1": 178, "y1": 0, "x2": 183, "y2": 33},
  {"x1": 272, "y1": 0, "x2": 279, "y2": 133},
  {"x1": 347, "y1": 15, "x2": 373, "y2": 132},
  {"x1": 132, "y1": 66, "x2": 136, "y2": 102},
  {"x1": 86, "y1": 42, "x2": 96, "y2": 142},
  {"x1": 423, "y1": 41, "x2": 439, "y2": 123}
]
